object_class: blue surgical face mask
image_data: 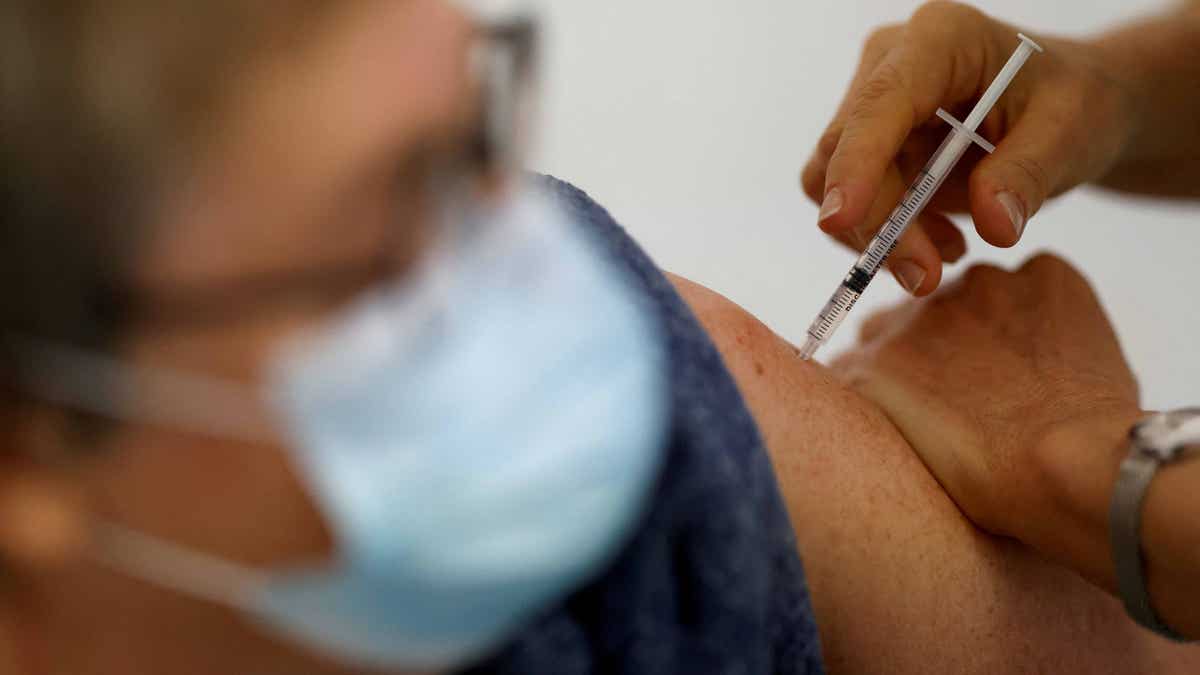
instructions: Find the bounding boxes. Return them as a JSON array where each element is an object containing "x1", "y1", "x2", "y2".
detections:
[{"x1": 40, "y1": 185, "x2": 669, "y2": 671}]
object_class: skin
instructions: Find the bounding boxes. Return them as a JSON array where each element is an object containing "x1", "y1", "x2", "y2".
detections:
[
  {"x1": 670, "y1": 270, "x2": 1200, "y2": 672},
  {"x1": 800, "y1": 0, "x2": 1200, "y2": 296},
  {"x1": 803, "y1": 0, "x2": 1200, "y2": 640},
  {"x1": 0, "y1": 1, "x2": 1193, "y2": 674},
  {"x1": 833, "y1": 254, "x2": 1200, "y2": 640},
  {"x1": 1, "y1": 2, "x2": 474, "y2": 674}
]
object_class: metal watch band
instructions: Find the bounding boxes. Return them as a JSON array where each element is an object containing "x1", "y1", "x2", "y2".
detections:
[{"x1": 1109, "y1": 448, "x2": 1188, "y2": 641}]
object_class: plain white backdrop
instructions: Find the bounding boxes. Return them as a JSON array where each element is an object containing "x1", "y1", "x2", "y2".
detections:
[{"x1": 522, "y1": 0, "x2": 1197, "y2": 409}]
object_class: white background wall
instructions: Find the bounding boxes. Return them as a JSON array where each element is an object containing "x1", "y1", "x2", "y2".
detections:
[{"x1": 526, "y1": 0, "x2": 1197, "y2": 409}]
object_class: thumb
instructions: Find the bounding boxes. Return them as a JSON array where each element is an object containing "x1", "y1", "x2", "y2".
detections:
[{"x1": 968, "y1": 114, "x2": 1075, "y2": 248}]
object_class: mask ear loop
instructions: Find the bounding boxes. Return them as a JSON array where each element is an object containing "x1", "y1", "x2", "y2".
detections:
[
  {"x1": 92, "y1": 522, "x2": 270, "y2": 614},
  {"x1": 6, "y1": 337, "x2": 275, "y2": 445},
  {"x1": 4, "y1": 338, "x2": 281, "y2": 610}
]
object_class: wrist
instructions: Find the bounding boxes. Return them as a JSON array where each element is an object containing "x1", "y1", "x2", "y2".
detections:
[
  {"x1": 1079, "y1": 35, "x2": 1148, "y2": 176},
  {"x1": 1032, "y1": 407, "x2": 1145, "y2": 592},
  {"x1": 1138, "y1": 426, "x2": 1200, "y2": 638},
  {"x1": 1086, "y1": 8, "x2": 1200, "y2": 172}
]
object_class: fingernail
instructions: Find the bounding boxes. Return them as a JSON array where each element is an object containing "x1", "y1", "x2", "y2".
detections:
[
  {"x1": 996, "y1": 191, "x2": 1026, "y2": 241},
  {"x1": 892, "y1": 259, "x2": 926, "y2": 295},
  {"x1": 819, "y1": 188, "x2": 844, "y2": 222}
]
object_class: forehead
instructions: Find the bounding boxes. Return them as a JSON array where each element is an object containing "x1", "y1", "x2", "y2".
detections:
[{"x1": 136, "y1": 0, "x2": 475, "y2": 293}]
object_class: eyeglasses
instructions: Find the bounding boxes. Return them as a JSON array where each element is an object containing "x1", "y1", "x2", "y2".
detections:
[
  {"x1": 6, "y1": 16, "x2": 543, "y2": 435},
  {"x1": 72, "y1": 16, "x2": 543, "y2": 335},
  {"x1": 472, "y1": 17, "x2": 539, "y2": 174}
]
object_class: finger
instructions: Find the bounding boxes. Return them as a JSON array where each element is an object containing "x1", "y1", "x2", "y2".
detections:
[
  {"x1": 829, "y1": 229, "x2": 863, "y2": 253},
  {"x1": 921, "y1": 211, "x2": 967, "y2": 263},
  {"x1": 1019, "y1": 251, "x2": 1098, "y2": 307},
  {"x1": 826, "y1": 212, "x2": 962, "y2": 267},
  {"x1": 888, "y1": 228, "x2": 943, "y2": 296},
  {"x1": 968, "y1": 100, "x2": 1080, "y2": 247},
  {"x1": 801, "y1": 26, "x2": 900, "y2": 205},
  {"x1": 801, "y1": 129, "x2": 835, "y2": 206},
  {"x1": 820, "y1": 4, "x2": 995, "y2": 235},
  {"x1": 801, "y1": 129, "x2": 837, "y2": 206},
  {"x1": 853, "y1": 163, "x2": 945, "y2": 296},
  {"x1": 954, "y1": 262, "x2": 1020, "y2": 319},
  {"x1": 816, "y1": 50, "x2": 916, "y2": 235}
]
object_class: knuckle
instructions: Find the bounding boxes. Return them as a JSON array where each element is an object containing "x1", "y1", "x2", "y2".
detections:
[
  {"x1": 863, "y1": 24, "x2": 901, "y2": 55},
  {"x1": 801, "y1": 163, "x2": 824, "y2": 202},
  {"x1": 1004, "y1": 155, "x2": 1053, "y2": 201},
  {"x1": 955, "y1": 263, "x2": 1019, "y2": 310},
  {"x1": 962, "y1": 262, "x2": 1007, "y2": 285},
  {"x1": 869, "y1": 60, "x2": 908, "y2": 94},
  {"x1": 911, "y1": 0, "x2": 985, "y2": 29},
  {"x1": 1020, "y1": 251, "x2": 1084, "y2": 287},
  {"x1": 851, "y1": 61, "x2": 909, "y2": 118},
  {"x1": 1022, "y1": 251, "x2": 1069, "y2": 273},
  {"x1": 817, "y1": 126, "x2": 842, "y2": 159}
]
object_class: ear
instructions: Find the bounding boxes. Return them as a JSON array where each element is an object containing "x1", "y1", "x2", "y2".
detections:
[
  {"x1": 0, "y1": 470, "x2": 87, "y2": 570},
  {"x1": 0, "y1": 408, "x2": 92, "y2": 675},
  {"x1": 0, "y1": 404, "x2": 88, "y2": 571},
  {"x1": 0, "y1": 466, "x2": 86, "y2": 675}
]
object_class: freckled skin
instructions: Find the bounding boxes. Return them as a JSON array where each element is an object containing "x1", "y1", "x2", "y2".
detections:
[{"x1": 667, "y1": 273, "x2": 1200, "y2": 674}]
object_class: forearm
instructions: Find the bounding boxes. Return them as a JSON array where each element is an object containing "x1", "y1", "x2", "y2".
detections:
[
  {"x1": 1039, "y1": 411, "x2": 1200, "y2": 638},
  {"x1": 1090, "y1": 2, "x2": 1200, "y2": 197}
]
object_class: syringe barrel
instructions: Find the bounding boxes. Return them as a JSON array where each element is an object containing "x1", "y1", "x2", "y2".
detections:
[
  {"x1": 805, "y1": 283, "x2": 860, "y2": 343},
  {"x1": 926, "y1": 128, "x2": 975, "y2": 180},
  {"x1": 853, "y1": 129, "x2": 973, "y2": 275}
]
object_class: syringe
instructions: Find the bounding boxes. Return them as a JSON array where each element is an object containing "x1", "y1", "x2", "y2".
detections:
[{"x1": 799, "y1": 33, "x2": 1043, "y2": 361}]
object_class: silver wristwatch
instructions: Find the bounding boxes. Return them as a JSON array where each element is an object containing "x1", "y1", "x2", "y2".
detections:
[{"x1": 1109, "y1": 408, "x2": 1200, "y2": 642}]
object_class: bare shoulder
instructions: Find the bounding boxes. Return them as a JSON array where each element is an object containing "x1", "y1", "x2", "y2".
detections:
[{"x1": 668, "y1": 273, "x2": 1200, "y2": 674}]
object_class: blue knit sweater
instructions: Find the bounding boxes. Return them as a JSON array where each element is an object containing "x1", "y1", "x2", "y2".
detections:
[{"x1": 467, "y1": 177, "x2": 824, "y2": 675}]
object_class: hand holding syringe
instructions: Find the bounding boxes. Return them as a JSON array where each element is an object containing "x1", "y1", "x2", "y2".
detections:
[{"x1": 800, "y1": 33, "x2": 1042, "y2": 361}]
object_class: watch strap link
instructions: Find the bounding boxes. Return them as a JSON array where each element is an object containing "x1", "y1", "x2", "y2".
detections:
[{"x1": 1109, "y1": 450, "x2": 1188, "y2": 641}]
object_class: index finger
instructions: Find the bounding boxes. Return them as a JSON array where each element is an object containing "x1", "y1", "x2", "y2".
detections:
[
  {"x1": 800, "y1": 25, "x2": 899, "y2": 208},
  {"x1": 818, "y1": 2, "x2": 995, "y2": 234},
  {"x1": 818, "y1": 47, "x2": 938, "y2": 234}
]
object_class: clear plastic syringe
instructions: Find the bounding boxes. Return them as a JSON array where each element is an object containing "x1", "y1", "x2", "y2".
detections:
[{"x1": 799, "y1": 33, "x2": 1043, "y2": 361}]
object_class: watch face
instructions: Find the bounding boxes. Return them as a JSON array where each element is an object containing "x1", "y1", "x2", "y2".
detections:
[{"x1": 1133, "y1": 409, "x2": 1200, "y2": 461}]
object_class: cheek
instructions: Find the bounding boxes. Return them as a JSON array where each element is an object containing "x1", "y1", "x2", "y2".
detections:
[
  {"x1": 84, "y1": 429, "x2": 332, "y2": 568},
  {"x1": 22, "y1": 432, "x2": 349, "y2": 675}
]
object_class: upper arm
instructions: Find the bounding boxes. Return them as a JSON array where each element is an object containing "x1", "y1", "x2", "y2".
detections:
[{"x1": 668, "y1": 273, "x2": 1200, "y2": 674}]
